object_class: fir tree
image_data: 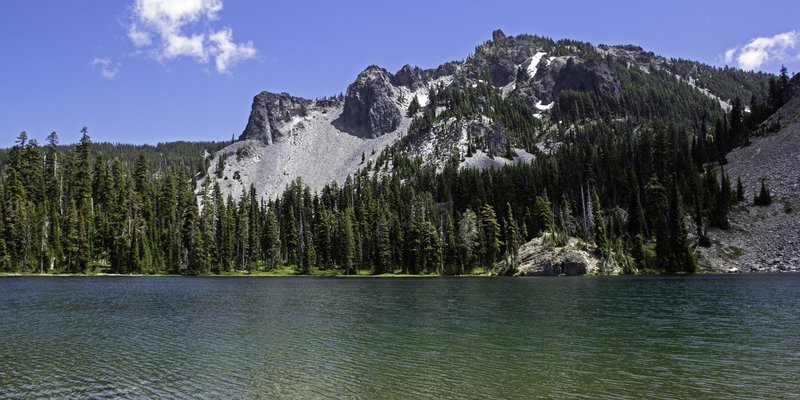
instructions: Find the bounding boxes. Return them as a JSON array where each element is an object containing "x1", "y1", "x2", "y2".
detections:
[
  {"x1": 591, "y1": 187, "x2": 610, "y2": 258},
  {"x1": 407, "y1": 95, "x2": 421, "y2": 116},
  {"x1": 458, "y1": 209, "x2": 479, "y2": 271},
  {"x1": 480, "y1": 203, "x2": 502, "y2": 265},
  {"x1": 754, "y1": 179, "x2": 772, "y2": 206},
  {"x1": 736, "y1": 177, "x2": 745, "y2": 202}
]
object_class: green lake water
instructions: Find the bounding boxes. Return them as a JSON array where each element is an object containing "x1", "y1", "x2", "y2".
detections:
[{"x1": 1, "y1": 275, "x2": 798, "y2": 399}]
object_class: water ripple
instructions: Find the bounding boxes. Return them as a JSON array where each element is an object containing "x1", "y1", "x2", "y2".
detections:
[{"x1": 0, "y1": 275, "x2": 799, "y2": 399}]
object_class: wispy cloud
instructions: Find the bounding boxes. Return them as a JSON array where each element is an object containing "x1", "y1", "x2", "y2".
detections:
[
  {"x1": 90, "y1": 58, "x2": 120, "y2": 79},
  {"x1": 724, "y1": 30, "x2": 798, "y2": 70},
  {"x1": 127, "y1": 0, "x2": 256, "y2": 74}
]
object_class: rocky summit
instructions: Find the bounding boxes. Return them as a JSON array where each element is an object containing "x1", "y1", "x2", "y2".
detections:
[
  {"x1": 340, "y1": 66, "x2": 403, "y2": 137},
  {"x1": 240, "y1": 92, "x2": 316, "y2": 144}
]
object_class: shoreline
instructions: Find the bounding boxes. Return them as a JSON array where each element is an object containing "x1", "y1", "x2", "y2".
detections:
[
  {"x1": 0, "y1": 271, "x2": 486, "y2": 278},
  {"x1": 1, "y1": 270, "x2": 795, "y2": 278}
]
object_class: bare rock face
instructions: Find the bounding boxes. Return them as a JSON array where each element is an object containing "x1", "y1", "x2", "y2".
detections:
[
  {"x1": 551, "y1": 57, "x2": 621, "y2": 97},
  {"x1": 491, "y1": 58, "x2": 518, "y2": 87},
  {"x1": 341, "y1": 66, "x2": 402, "y2": 138},
  {"x1": 240, "y1": 92, "x2": 311, "y2": 144}
]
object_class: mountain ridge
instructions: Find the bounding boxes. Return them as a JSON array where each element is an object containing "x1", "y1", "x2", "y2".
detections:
[
  {"x1": 2, "y1": 30, "x2": 796, "y2": 277},
  {"x1": 207, "y1": 29, "x2": 773, "y2": 201}
]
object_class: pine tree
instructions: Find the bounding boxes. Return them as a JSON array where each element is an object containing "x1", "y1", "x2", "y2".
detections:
[
  {"x1": 504, "y1": 203, "x2": 520, "y2": 271},
  {"x1": 458, "y1": 209, "x2": 479, "y2": 272},
  {"x1": 667, "y1": 180, "x2": 695, "y2": 273},
  {"x1": 72, "y1": 127, "x2": 93, "y2": 209},
  {"x1": 736, "y1": 177, "x2": 745, "y2": 202},
  {"x1": 64, "y1": 199, "x2": 81, "y2": 273},
  {"x1": 591, "y1": 187, "x2": 610, "y2": 258},
  {"x1": 714, "y1": 171, "x2": 732, "y2": 230},
  {"x1": 286, "y1": 205, "x2": 299, "y2": 266},
  {"x1": 407, "y1": 95, "x2": 421, "y2": 116},
  {"x1": 443, "y1": 215, "x2": 458, "y2": 274},
  {"x1": 4, "y1": 168, "x2": 31, "y2": 272},
  {"x1": 426, "y1": 221, "x2": 442, "y2": 274},
  {"x1": 338, "y1": 208, "x2": 356, "y2": 274},
  {"x1": 375, "y1": 208, "x2": 392, "y2": 274},
  {"x1": 533, "y1": 195, "x2": 554, "y2": 236},
  {"x1": 480, "y1": 203, "x2": 502, "y2": 265},
  {"x1": 754, "y1": 179, "x2": 772, "y2": 206},
  {"x1": 264, "y1": 207, "x2": 281, "y2": 271}
]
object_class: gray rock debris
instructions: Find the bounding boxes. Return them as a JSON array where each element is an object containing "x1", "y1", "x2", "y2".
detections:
[{"x1": 698, "y1": 122, "x2": 800, "y2": 273}]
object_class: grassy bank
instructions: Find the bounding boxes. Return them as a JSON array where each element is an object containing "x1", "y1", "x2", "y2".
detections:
[{"x1": 0, "y1": 266, "x2": 491, "y2": 278}]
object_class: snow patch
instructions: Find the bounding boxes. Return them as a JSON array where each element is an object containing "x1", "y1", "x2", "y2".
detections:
[
  {"x1": 414, "y1": 91, "x2": 430, "y2": 107},
  {"x1": 501, "y1": 81, "x2": 517, "y2": 98},
  {"x1": 527, "y1": 52, "x2": 547, "y2": 79},
  {"x1": 535, "y1": 100, "x2": 554, "y2": 111},
  {"x1": 431, "y1": 75, "x2": 454, "y2": 88},
  {"x1": 397, "y1": 75, "x2": 453, "y2": 109},
  {"x1": 678, "y1": 75, "x2": 732, "y2": 111}
]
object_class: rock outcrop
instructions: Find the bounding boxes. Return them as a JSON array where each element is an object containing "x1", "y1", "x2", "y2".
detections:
[
  {"x1": 502, "y1": 236, "x2": 620, "y2": 276},
  {"x1": 550, "y1": 57, "x2": 621, "y2": 97},
  {"x1": 391, "y1": 65, "x2": 427, "y2": 91},
  {"x1": 239, "y1": 92, "x2": 313, "y2": 144},
  {"x1": 341, "y1": 66, "x2": 403, "y2": 137},
  {"x1": 491, "y1": 58, "x2": 518, "y2": 87}
]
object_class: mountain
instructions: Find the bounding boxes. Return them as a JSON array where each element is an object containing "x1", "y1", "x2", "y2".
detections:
[
  {"x1": 203, "y1": 30, "x2": 772, "y2": 201},
  {"x1": 3, "y1": 30, "x2": 791, "y2": 276}
]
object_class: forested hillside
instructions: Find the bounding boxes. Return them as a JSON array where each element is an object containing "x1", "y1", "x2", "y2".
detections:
[
  {"x1": 0, "y1": 35, "x2": 793, "y2": 275},
  {"x1": 0, "y1": 63, "x2": 791, "y2": 275}
]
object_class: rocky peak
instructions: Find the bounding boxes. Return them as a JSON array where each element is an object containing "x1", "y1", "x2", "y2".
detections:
[
  {"x1": 341, "y1": 65, "x2": 403, "y2": 137},
  {"x1": 392, "y1": 64, "x2": 427, "y2": 91},
  {"x1": 239, "y1": 91, "x2": 312, "y2": 144},
  {"x1": 492, "y1": 29, "x2": 506, "y2": 42}
]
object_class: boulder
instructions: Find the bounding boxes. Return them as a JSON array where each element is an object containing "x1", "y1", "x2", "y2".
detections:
[{"x1": 507, "y1": 236, "x2": 620, "y2": 276}]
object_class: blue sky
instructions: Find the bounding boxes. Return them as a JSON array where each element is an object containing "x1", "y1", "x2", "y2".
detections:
[{"x1": 1, "y1": 0, "x2": 799, "y2": 147}]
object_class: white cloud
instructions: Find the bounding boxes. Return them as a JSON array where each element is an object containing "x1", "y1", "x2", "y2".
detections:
[
  {"x1": 90, "y1": 58, "x2": 120, "y2": 79},
  {"x1": 128, "y1": 0, "x2": 256, "y2": 73},
  {"x1": 724, "y1": 30, "x2": 799, "y2": 70},
  {"x1": 723, "y1": 48, "x2": 736, "y2": 63},
  {"x1": 128, "y1": 24, "x2": 152, "y2": 47},
  {"x1": 209, "y1": 27, "x2": 256, "y2": 74}
]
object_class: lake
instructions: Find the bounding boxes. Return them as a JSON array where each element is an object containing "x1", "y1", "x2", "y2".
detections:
[{"x1": 1, "y1": 275, "x2": 799, "y2": 399}]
